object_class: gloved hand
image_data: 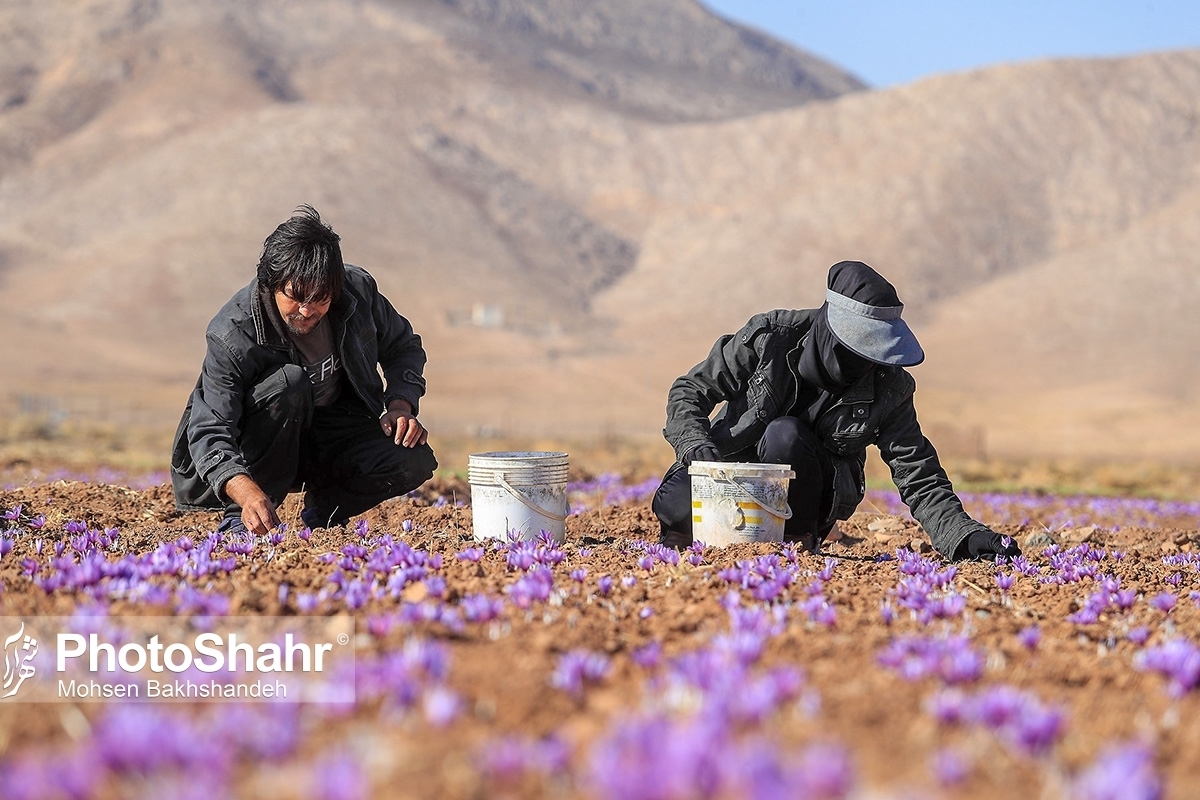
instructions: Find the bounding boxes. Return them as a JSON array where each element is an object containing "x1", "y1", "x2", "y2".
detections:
[
  {"x1": 683, "y1": 442, "x2": 722, "y2": 465},
  {"x1": 955, "y1": 529, "x2": 1022, "y2": 561}
]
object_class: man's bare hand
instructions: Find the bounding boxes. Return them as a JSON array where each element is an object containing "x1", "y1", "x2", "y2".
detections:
[
  {"x1": 380, "y1": 400, "x2": 429, "y2": 447},
  {"x1": 223, "y1": 474, "x2": 280, "y2": 536}
]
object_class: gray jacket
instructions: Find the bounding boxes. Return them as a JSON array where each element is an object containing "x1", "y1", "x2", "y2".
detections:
[
  {"x1": 171, "y1": 265, "x2": 426, "y2": 510},
  {"x1": 663, "y1": 308, "x2": 989, "y2": 558}
]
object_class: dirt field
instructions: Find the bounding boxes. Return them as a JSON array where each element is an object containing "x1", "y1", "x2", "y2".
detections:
[{"x1": 0, "y1": 468, "x2": 1197, "y2": 799}]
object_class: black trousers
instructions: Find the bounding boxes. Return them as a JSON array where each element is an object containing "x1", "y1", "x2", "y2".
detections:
[
  {"x1": 652, "y1": 416, "x2": 834, "y2": 547},
  {"x1": 230, "y1": 364, "x2": 437, "y2": 525}
]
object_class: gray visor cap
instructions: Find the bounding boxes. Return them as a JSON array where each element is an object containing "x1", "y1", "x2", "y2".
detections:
[{"x1": 825, "y1": 289, "x2": 925, "y2": 366}]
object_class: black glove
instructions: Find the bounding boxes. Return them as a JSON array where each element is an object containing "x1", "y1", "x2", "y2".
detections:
[
  {"x1": 955, "y1": 529, "x2": 1022, "y2": 561},
  {"x1": 683, "y1": 442, "x2": 722, "y2": 466}
]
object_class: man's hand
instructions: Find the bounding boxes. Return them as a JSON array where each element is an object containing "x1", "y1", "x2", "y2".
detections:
[
  {"x1": 683, "y1": 441, "x2": 722, "y2": 466},
  {"x1": 955, "y1": 529, "x2": 1022, "y2": 561},
  {"x1": 380, "y1": 399, "x2": 429, "y2": 447},
  {"x1": 223, "y1": 474, "x2": 280, "y2": 536}
]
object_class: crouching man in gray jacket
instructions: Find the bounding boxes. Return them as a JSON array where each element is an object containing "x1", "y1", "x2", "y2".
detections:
[
  {"x1": 653, "y1": 260, "x2": 1017, "y2": 562},
  {"x1": 172, "y1": 205, "x2": 437, "y2": 535}
]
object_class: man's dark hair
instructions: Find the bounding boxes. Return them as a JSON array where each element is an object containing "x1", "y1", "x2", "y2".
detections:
[{"x1": 256, "y1": 204, "x2": 344, "y2": 303}]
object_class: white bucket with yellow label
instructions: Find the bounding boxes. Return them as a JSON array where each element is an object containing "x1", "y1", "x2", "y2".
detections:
[{"x1": 688, "y1": 461, "x2": 795, "y2": 546}]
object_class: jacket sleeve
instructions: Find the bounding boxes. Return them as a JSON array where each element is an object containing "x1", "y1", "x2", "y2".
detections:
[
  {"x1": 367, "y1": 274, "x2": 428, "y2": 415},
  {"x1": 663, "y1": 314, "x2": 767, "y2": 461},
  {"x1": 186, "y1": 332, "x2": 252, "y2": 500},
  {"x1": 876, "y1": 395, "x2": 991, "y2": 558}
]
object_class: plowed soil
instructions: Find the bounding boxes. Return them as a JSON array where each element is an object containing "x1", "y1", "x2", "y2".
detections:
[{"x1": 0, "y1": 472, "x2": 1197, "y2": 799}]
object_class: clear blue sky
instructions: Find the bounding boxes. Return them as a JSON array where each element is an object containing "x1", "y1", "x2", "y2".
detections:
[{"x1": 701, "y1": 1, "x2": 1200, "y2": 87}]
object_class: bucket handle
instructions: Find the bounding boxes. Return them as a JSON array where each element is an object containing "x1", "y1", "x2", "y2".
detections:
[
  {"x1": 496, "y1": 473, "x2": 568, "y2": 523},
  {"x1": 714, "y1": 470, "x2": 793, "y2": 521}
]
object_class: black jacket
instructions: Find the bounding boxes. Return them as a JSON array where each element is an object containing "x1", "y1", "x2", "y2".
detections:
[
  {"x1": 171, "y1": 265, "x2": 426, "y2": 510},
  {"x1": 663, "y1": 308, "x2": 989, "y2": 558}
]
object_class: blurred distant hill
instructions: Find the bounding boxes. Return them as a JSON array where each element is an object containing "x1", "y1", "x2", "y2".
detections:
[{"x1": 2, "y1": 0, "x2": 1199, "y2": 466}]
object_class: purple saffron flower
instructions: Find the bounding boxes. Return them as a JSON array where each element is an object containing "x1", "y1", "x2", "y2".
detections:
[
  {"x1": 926, "y1": 688, "x2": 969, "y2": 725},
  {"x1": 570, "y1": 568, "x2": 588, "y2": 582},
  {"x1": 1018, "y1": 626, "x2": 1041, "y2": 650},
  {"x1": 631, "y1": 642, "x2": 662, "y2": 670},
  {"x1": 551, "y1": 650, "x2": 611, "y2": 698},
  {"x1": 456, "y1": 547, "x2": 484, "y2": 562},
  {"x1": 1115, "y1": 589, "x2": 1138, "y2": 611},
  {"x1": 461, "y1": 594, "x2": 503, "y2": 623},
  {"x1": 929, "y1": 749, "x2": 969, "y2": 786},
  {"x1": 995, "y1": 572, "x2": 1015, "y2": 592},
  {"x1": 1073, "y1": 742, "x2": 1162, "y2": 800},
  {"x1": 1137, "y1": 639, "x2": 1200, "y2": 696},
  {"x1": 1128, "y1": 627, "x2": 1151, "y2": 646},
  {"x1": 1151, "y1": 593, "x2": 1177, "y2": 614},
  {"x1": 597, "y1": 575, "x2": 614, "y2": 596},
  {"x1": 423, "y1": 686, "x2": 461, "y2": 727},
  {"x1": 314, "y1": 752, "x2": 367, "y2": 800}
]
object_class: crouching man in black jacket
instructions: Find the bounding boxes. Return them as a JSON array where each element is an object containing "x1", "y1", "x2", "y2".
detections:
[
  {"x1": 171, "y1": 205, "x2": 437, "y2": 535},
  {"x1": 653, "y1": 260, "x2": 1017, "y2": 562}
]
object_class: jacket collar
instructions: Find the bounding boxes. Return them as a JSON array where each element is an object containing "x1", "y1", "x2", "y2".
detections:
[
  {"x1": 250, "y1": 278, "x2": 358, "y2": 349},
  {"x1": 251, "y1": 281, "x2": 290, "y2": 350},
  {"x1": 796, "y1": 331, "x2": 879, "y2": 403}
]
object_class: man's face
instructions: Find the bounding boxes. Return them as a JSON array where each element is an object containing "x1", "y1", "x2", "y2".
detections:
[{"x1": 274, "y1": 282, "x2": 332, "y2": 336}]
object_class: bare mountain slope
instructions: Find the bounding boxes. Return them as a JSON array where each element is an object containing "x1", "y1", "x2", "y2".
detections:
[{"x1": 1, "y1": 0, "x2": 1199, "y2": 465}]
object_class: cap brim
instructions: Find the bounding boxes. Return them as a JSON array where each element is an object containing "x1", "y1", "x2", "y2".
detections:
[{"x1": 825, "y1": 292, "x2": 925, "y2": 367}]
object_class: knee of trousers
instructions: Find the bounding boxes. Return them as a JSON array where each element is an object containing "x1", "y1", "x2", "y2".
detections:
[
  {"x1": 759, "y1": 416, "x2": 820, "y2": 464},
  {"x1": 651, "y1": 468, "x2": 693, "y2": 530},
  {"x1": 370, "y1": 443, "x2": 438, "y2": 488}
]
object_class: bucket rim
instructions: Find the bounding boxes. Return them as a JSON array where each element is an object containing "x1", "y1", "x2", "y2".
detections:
[
  {"x1": 688, "y1": 460, "x2": 796, "y2": 479},
  {"x1": 469, "y1": 451, "x2": 569, "y2": 461}
]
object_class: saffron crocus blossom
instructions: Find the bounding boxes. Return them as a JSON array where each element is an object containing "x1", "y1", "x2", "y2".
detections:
[
  {"x1": 878, "y1": 634, "x2": 983, "y2": 684},
  {"x1": 455, "y1": 547, "x2": 484, "y2": 563},
  {"x1": 1017, "y1": 626, "x2": 1041, "y2": 650},
  {"x1": 314, "y1": 752, "x2": 368, "y2": 800},
  {"x1": 632, "y1": 642, "x2": 662, "y2": 670},
  {"x1": 929, "y1": 749, "x2": 969, "y2": 786},
  {"x1": 927, "y1": 685, "x2": 1065, "y2": 757},
  {"x1": 551, "y1": 650, "x2": 611, "y2": 698},
  {"x1": 1150, "y1": 593, "x2": 1177, "y2": 614},
  {"x1": 479, "y1": 735, "x2": 570, "y2": 782},
  {"x1": 1072, "y1": 742, "x2": 1162, "y2": 800},
  {"x1": 423, "y1": 686, "x2": 461, "y2": 727},
  {"x1": 1136, "y1": 638, "x2": 1200, "y2": 697},
  {"x1": 1128, "y1": 627, "x2": 1151, "y2": 646}
]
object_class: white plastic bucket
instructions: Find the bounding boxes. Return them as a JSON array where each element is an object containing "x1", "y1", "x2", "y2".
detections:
[
  {"x1": 688, "y1": 461, "x2": 795, "y2": 546},
  {"x1": 468, "y1": 451, "x2": 569, "y2": 542}
]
